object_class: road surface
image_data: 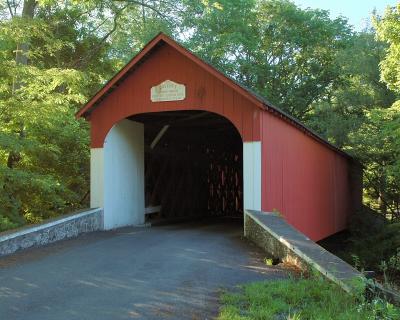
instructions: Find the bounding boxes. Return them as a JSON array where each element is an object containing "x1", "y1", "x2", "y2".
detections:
[{"x1": 0, "y1": 219, "x2": 286, "y2": 319}]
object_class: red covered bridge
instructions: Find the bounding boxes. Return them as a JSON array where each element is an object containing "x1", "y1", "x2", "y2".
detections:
[{"x1": 77, "y1": 33, "x2": 362, "y2": 241}]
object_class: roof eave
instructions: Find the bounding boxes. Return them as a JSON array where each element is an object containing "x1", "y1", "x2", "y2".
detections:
[{"x1": 75, "y1": 32, "x2": 168, "y2": 119}]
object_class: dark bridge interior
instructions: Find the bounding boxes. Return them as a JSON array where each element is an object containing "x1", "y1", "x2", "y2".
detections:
[{"x1": 130, "y1": 110, "x2": 243, "y2": 223}]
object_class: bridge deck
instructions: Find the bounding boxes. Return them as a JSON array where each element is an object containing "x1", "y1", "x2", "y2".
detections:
[{"x1": 0, "y1": 220, "x2": 286, "y2": 320}]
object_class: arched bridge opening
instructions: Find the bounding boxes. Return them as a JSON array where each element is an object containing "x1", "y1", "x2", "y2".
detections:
[{"x1": 130, "y1": 110, "x2": 243, "y2": 224}]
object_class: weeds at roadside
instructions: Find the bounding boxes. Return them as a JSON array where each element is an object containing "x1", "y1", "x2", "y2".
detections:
[{"x1": 217, "y1": 275, "x2": 400, "y2": 320}]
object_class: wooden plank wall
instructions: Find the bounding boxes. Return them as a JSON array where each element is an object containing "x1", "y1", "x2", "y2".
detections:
[
  {"x1": 261, "y1": 112, "x2": 353, "y2": 241},
  {"x1": 89, "y1": 44, "x2": 260, "y2": 148}
]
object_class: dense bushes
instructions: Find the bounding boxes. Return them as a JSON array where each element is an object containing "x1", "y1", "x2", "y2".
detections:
[{"x1": 337, "y1": 209, "x2": 400, "y2": 289}]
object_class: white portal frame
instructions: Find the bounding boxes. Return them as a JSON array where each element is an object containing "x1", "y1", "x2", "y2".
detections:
[{"x1": 90, "y1": 119, "x2": 261, "y2": 230}]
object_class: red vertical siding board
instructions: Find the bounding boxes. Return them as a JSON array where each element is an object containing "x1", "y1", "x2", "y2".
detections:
[
  {"x1": 203, "y1": 70, "x2": 214, "y2": 109},
  {"x1": 198, "y1": 68, "x2": 206, "y2": 109},
  {"x1": 212, "y1": 75, "x2": 224, "y2": 117},
  {"x1": 261, "y1": 112, "x2": 352, "y2": 241},
  {"x1": 222, "y1": 86, "x2": 234, "y2": 125},
  {"x1": 232, "y1": 92, "x2": 244, "y2": 138},
  {"x1": 241, "y1": 97, "x2": 253, "y2": 142},
  {"x1": 252, "y1": 108, "x2": 261, "y2": 141}
]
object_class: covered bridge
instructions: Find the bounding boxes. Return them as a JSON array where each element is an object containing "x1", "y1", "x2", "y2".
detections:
[{"x1": 76, "y1": 33, "x2": 362, "y2": 241}]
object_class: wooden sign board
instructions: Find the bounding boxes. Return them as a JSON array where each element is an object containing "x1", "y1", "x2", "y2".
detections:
[{"x1": 151, "y1": 80, "x2": 186, "y2": 102}]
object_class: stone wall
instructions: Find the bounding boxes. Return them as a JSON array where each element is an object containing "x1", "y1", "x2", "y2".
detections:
[
  {"x1": 244, "y1": 210, "x2": 364, "y2": 294},
  {"x1": 244, "y1": 211, "x2": 308, "y2": 269},
  {"x1": 0, "y1": 208, "x2": 103, "y2": 257}
]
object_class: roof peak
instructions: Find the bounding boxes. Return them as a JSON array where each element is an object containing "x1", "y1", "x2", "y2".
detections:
[{"x1": 75, "y1": 32, "x2": 352, "y2": 159}]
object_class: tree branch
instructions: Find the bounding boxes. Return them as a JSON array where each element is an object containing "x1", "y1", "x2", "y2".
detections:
[
  {"x1": 6, "y1": 0, "x2": 14, "y2": 17},
  {"x1": 72, "y1": 4, "x2": 129, "y2": 69},
  {"x1": 113, "y1": 0, "x2": 167, "y2": 18}
]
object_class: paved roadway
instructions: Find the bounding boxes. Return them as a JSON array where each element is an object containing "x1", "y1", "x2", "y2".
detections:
[{"x1": 0, "y1": 219, "x2": 286, "y2": 320}]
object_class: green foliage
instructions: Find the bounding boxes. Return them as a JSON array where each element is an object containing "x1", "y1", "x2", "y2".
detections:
[
  {"x1": 350, "y1": 4, "x2": 400, "y2": 216},
  {"x1": 0, "y1": 0, "x2": 186, "y2": 229},
  {"x1": 349, "y1": 103, "x2": 400, "y2": 217},
  {"x1": 337, "y1": 209, "x2": 400, "y2": 289},
  {"x1": 0, "y1": 214, "x2": 18, "y2": 231},
  {"x1": 184, "y1": 0, "x2": 352, "y2": 119},
  {"x1": 218, "y1": 276, "x2": 400, "y2": 319},
  {"x1": 308, "y1": 27, "x2": 399, "y2": 216},
  {"x1": 374, "y1": 4, "x2": 400, "y2": 93},
  {"x1": 0, "y1": 0, "x2": 115, "y2": 227},
  {"x1": 308, "y1": 32, "x2": 396, "y2": 147}
]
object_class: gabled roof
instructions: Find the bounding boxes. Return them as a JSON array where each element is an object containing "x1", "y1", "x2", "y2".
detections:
[{"x1": 76, "y1": 32, "x2": 352, "y2": 159}]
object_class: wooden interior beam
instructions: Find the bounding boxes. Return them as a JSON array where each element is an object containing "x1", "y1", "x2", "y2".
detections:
[{"x1": 150, "y1": 125, "x2": 169, "y2": 149}]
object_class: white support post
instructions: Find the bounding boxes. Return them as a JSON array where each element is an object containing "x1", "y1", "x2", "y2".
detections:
[
  {"x1": 243, "y1": 141, "x2": 262, "y2": 211},
  {"x1": 91, "y1": 119, "x2": 145, "y2": 230},
  {"x1": 90, "y1": 148, "x2": 104, "y2": 209}
]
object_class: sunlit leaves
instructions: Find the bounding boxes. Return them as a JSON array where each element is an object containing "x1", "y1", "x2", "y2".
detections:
[
  {"x1": 348, "y1": 104, "x2": 400, "y2": 216},
  {"x1": 183, "y1": 0, "x2": 352, "y2": 119},
  {"x1": 374, "y1": 4, "x2": 400, "y2": 93}
]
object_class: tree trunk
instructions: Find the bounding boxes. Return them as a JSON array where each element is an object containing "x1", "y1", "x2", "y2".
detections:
[
  {"x1": 15, "y1": 0, "x2": 36, "y2": 66},
  {"x1": 378, "y1": 173, "x2": 388, "y2": 218},
  {"x1": 7, "y1": 0, "x2": 37, "y2": 169}
]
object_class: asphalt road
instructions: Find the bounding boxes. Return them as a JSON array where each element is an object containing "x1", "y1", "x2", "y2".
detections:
[{"x1": 0, "y1": 219, "x2": 286, "y2": 320}]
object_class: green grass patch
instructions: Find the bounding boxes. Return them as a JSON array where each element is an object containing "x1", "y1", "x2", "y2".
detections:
[{"x1": 218, "y1": 277, "x2": 400, "y2": 320}]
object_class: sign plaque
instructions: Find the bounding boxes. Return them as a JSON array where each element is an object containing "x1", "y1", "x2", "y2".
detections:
[{"x1": 151, "y1": 80, "x2": 186, "y2": 102}]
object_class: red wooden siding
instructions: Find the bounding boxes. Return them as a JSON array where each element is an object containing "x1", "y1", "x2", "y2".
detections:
[
  {"x1": 261, "y1": 112, "x2": 352, "y2": 241},
  {"x1": 89, "y1": 44, "x2": 261, "y2": 147}
]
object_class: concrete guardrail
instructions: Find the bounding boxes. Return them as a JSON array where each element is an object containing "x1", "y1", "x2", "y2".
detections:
[
  {"x1": 0, "y1": 208, "x2": 103, "y2": 257},
  {"x1": 244, "y1": 209, "x2": 365, "y2": 293}
]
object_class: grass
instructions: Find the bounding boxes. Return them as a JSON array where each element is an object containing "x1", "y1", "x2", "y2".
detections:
[{"x1": 217, "y1": 276, "x2": 400, "y2": 320}]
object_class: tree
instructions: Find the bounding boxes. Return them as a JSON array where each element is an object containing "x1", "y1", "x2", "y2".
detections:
[
  {"x1": 355, "y1": 3, "x2": 400, "y2": 217},
  {"x1": 0, "y1": 1, "x2": 92, "y2": 229},
  {"x1": 308, "y1": 31, "x2": 396, "y2": 148},
  {"x1": 349, "y1": 104, "x2": 400, "y2": 218},
  {"x1": 183, "y1": 0, "x2": 352, "y2": 119},
  {"x1": 0, "y1": 0, "x2": 121, "y2": 229},
  {"x1": 0, "y1": 0, "x2": 185, "y2": 230},
  {"x1": 374, "y1": 3, "x2": 400, "y2": 93},
  {"x1": 309, "y1": 24, "x2": 399, "y2": 217}
]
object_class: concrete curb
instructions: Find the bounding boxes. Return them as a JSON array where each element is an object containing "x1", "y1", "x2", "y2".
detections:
[
  {"x1": 244, "y1": 210, "x2": 365, "y2": 294},
  {"x1": 0, "y1": 208, "x2": 103, "y2": 257}
]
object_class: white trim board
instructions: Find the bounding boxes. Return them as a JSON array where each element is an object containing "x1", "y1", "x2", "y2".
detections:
[{"x1": 243, "y1": 141, "x2": 262, "y2": 211}]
